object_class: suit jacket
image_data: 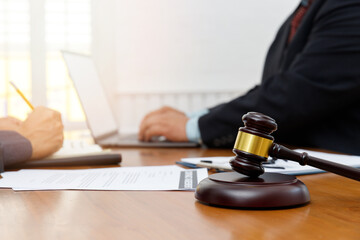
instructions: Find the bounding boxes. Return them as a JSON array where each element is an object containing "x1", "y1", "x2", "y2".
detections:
[
  {"x1": 0, "y1": 131, "x2": 32, "y2": 173},
  {"x1": 198, "y1": 0, "x2": 360, "y2": 154}
]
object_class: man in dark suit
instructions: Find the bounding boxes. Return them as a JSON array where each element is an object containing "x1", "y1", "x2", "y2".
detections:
[{"x1": 139, "y1": 0, "x2": 360, "y2": 155}]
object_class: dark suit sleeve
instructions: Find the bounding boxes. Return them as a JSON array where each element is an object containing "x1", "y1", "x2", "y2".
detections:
[
  {"x1": 198, "y1": 0, "x2": 360, "y2": 148},
  {"x1": 0, "y1": 131, "x2": 32, "y2": 172}
]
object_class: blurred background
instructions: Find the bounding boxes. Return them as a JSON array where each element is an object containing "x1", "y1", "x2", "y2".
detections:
[{"x1": 0, "y1": 0, "x2": 297, "y2": 134}]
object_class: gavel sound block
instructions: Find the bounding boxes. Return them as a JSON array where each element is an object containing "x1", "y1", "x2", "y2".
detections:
[{"x1": 195, "y1": 112, "x2": 360, "y2": 209}]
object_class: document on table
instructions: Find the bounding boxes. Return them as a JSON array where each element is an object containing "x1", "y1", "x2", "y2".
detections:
[
  {"x1": 180, "y1": 149, "x2": 360, "y2": 175},
  {"x1": 0, "y1": 165, "x2": 208, "y2": 191}
]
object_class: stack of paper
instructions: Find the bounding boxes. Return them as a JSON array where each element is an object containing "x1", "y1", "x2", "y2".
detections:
[{"x1": 0, "y1": 165, "x2": 208, "y2": 191}]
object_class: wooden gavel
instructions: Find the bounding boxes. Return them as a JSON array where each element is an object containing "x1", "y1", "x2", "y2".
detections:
[{"x1": 230, "y1": 112, "x2": 360, "y2": 181}]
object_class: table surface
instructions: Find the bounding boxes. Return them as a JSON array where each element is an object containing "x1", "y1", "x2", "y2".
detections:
[{"x1": 0, "y1": 147, "x2": 359, "y2": 240}]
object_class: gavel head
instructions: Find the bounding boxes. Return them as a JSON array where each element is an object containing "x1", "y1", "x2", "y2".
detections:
[{"x1": 230, "y1": 112, "x2": 277, "y2": 177}]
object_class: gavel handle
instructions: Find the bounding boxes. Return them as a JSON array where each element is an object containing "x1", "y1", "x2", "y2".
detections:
[{"x1": 269, "y1": 144, "x2": 360, "y2": 182}]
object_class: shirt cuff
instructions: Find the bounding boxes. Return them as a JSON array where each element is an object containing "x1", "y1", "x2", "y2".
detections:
[
  {"x1": 186, "y1": 109, "x2": 209, "y2": 119},
  {"x1": 186, "y1": 109, "x2": 209, "y2": 143}
]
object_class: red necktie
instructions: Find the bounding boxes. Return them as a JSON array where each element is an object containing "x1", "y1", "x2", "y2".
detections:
[{"x1": 288, "y1": 0, "x2": 314, "y2": 42}]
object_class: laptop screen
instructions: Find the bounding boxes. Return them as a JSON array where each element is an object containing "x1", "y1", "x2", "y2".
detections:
[{"x1": 62, "y1": 51, "x2": 119, "y2": 139}]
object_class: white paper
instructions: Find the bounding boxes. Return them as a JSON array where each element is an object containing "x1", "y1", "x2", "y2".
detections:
[
  {"x1": 181, "y1": 149, "x2": 360, "y2": 175},
  {"x1": 48, "y1": 140, "x2": 105, "y2": 159},
  {"x1": 0, "y1": 165, "x2": 208, "y2": 191}
]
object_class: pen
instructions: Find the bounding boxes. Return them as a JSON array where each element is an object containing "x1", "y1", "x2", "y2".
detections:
[
  {"x1": 200, "y1": 160, "x2": 213, "y2": 163},
  {"x1": 9, "y1": 81, "x2": 34, "y2": 110},
  {"x1": 176, "y1": 161, "x2": 232, "y2": 172},
  {"x1": 176, "y1": 161, "x2": 199, "y2": 168},
  {"x1": 263, "y1": 166, "x2": 285, "y2": 169},
  {"x1": 196, "y1": 162, "x2": 233, "y2": 172}
]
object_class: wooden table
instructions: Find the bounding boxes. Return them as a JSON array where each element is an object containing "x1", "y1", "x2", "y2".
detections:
[{"x1": 0, "y1": 147, "x2": 359, "y2": 240}]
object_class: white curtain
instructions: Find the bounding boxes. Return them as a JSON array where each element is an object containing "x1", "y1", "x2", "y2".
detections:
[{"x1": 0, "y1": 0, "x2": 92, "y2": 128}]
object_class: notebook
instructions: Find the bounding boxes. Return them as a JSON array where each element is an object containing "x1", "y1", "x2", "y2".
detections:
[
  {"x1": 61, "y1": 51, "x2": 198, "y2": 148},
  {"x1": 6, "y1": 140, "x2": 122, "y2": 170}
]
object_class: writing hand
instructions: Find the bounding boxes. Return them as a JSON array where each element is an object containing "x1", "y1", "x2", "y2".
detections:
[{"x1": 18, "y1": 106, "x2": 64, "y2": 160}]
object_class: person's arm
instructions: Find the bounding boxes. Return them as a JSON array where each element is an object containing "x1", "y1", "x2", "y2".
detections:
[
  {"x1": 0, "y1": 106, "x2": 64, "y2": 172},
  {"x1": 18, "y1": 106, "x2": 64, "y2": 160},
  {"x1": 0, "y1": 131, "x2": 32, "y2": 172},
  {"x1": 199, "y1": 0, "x2": 360, "y2": 148}
]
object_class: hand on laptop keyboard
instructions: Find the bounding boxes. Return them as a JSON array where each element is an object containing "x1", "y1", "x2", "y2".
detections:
[{"x1": 150, "y1": 136, "x2": 167, "y2": 142}]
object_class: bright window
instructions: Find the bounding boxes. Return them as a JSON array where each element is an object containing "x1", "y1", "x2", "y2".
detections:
[{"x1": 0, "y1": 0, "x2": 91, "y2": 128}]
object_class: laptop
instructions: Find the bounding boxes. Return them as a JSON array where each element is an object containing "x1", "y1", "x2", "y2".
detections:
[{"x1": 61, "y1": 51, "x2": 198, "y2": 148}]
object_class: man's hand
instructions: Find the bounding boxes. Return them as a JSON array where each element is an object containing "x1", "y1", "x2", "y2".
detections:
[
  {"x1": 0, "y1": 117, "x2": 22, "y2": 131},
  {"x1": 18, "y1": 106, "x2": 64, "y2": 160},
  {"x1": 139, "y1": 106, "x2": 189, "y2": 142}
]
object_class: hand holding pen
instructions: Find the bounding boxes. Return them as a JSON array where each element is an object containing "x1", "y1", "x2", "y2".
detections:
[
  {"x1": 9, "y1": 81, "x2": 64, "y2": 160},
  {"x1": 7, "y1": 81, "x2": 120, "y2": 166}
]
